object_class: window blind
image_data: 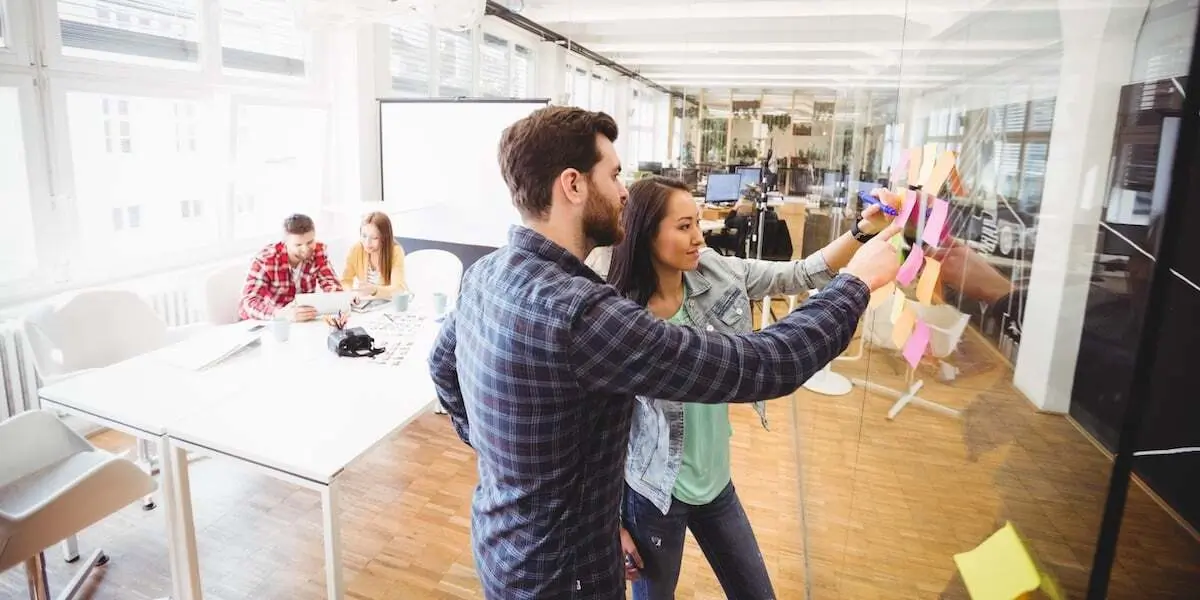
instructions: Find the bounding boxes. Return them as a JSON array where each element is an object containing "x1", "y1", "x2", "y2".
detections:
[
  {"x1": 590, "y1": 73, "x2": 603, "y2": 113},
  {"x1": 1027, "y1": 99, "x2": 1055, "y2": 133},
  {"x1": 512, "y1": 45, "x2": 532, "y2": 97},
  {"x1": 220, "y1": 0, "x2": 305, "y2": 77},
  {"x1": 436, "y1": 28, "x2": 472, "y2": 97},
  {"x1": 390, "y1": 23, "x2": 431, "y2": 96},
  {"x1": 478, "y1": 33, "x2": 508, "y2": 98},
  {"x1": 58, "y1": 0, "x2": 200, "y2": 65}
]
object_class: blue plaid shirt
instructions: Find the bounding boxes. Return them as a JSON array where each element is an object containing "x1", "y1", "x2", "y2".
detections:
[{"x1": 428, "y1": 227, "x2": 869, "y2": 599}]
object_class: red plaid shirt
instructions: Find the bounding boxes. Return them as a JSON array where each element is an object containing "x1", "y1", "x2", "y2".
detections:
[{"x1": 238, "y1": 241, "x2": 342, "y2": 321}]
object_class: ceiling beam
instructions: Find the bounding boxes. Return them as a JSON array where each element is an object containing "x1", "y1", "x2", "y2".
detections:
[
  {"x1": 613, "y1": 56, "x2": 1061, "y2": 67},
  {"x1": 587, "y1": 40, "x2": 1059, "y2": 53},
  {"x1": 647, "y1": 73, "x2": 961, "y2": 82}
]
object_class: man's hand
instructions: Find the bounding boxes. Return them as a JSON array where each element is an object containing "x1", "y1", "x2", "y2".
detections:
[
  {"x1": 620, "y1": 527, "x2": 643, "y2": 581},
  {"x1": 843, "y1": 223, "x2": 904, "y2": 291},
  {"x1": 284, "y1": 303, "x2": 318, "y2": 322},
  {"x1": 929, "y1": 242, "x2": 1014, "y2": 304}
]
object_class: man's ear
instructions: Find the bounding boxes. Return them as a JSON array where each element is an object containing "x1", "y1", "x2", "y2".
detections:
[{"x1": 559, "y1": 168, "x2": 586, "y2": 206}]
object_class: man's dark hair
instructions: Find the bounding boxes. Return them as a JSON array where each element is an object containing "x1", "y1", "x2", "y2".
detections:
[
  {"x1": 497, "y1": 106, "x2": 619, "y2": 219},
  {"x1": 283, "y1": 213, "x2": 315, "y2": 235}
]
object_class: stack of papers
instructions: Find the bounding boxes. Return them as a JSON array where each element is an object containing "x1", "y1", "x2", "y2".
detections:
[
  {"x1": 359, "y1": 313, "x2": 427, "y2": 367},
  {"x1": 152, "y1": 327, "x2": 263, "y2": 371}
]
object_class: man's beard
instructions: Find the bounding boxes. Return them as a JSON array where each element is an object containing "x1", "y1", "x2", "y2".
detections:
[{"x1": 583, "y1": 186, "x2": 623, "y2": 247}]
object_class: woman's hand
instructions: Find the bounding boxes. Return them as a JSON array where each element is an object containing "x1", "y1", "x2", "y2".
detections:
[
  {"x1": 620, "y1": 527, "x2": 643, "y2": 581},
  {"x1": 857, "y1": 188, "x2": 902, "y2": 236},
  {"x1": 356, "y1": 284, "x2": 378, "y2": 297}
]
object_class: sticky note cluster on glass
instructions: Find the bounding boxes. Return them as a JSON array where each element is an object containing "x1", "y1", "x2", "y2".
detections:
[{"x1": 875, "y1": 147, "x2": 960, "y2": 369}]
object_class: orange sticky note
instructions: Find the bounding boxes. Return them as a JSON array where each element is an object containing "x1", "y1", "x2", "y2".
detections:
[
  {"x1": 906, "y1": 146, "x2": 923, "y2": 183},
  {"x1": 889, "y1": 289, "x2": 906, "y2": 324},
  {"x1": 925, "y1": 151, "x2": 957, "y2": 193},
  {"x1": 870, "y1": 281, "x2": 895, "y2": 309},
  {"x1": 892, "y1": 307, "x2": 916, "y2": 348},
  {"x1": 916, "y1": 258, "x2": 942, "y2": 304},
  {"x1": 918, "y1": 143, "x2": 938, "y2": 187}
]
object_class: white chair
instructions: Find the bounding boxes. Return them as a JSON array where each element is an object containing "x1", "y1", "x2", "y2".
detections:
[
  {"x1": 0, "y1": 410, "x2": 159, "y2": 600},
  {"x1": 203, "y1": 263, "x2": 248, "y2": 325},
  {"x1": 405, "y1": 249, "x2": 464, "y2": 309},
  {"x1": 21, "y1": 291, "x2": 187, "y2": 508},
  {"x1": 849, "y1": 295, "x2": 970, "y2": 420}
]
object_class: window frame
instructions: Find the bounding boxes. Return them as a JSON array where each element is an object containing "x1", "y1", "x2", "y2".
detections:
[
  {"x1": 0, "y1": 0, "x2": 33, "y2": 67},
  {"x1": 0, "y1": 73, "x2": 55, "y2": 291}
]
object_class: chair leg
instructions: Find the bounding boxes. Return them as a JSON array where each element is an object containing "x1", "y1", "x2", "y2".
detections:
[
  {"x1": 136, "y1": 439, "x2": 157, "y2": 510},
  {"x1": 60, "y1": 535, "x2": 80, "y2": 562},
  {"x1": 25, "y1": 552, "x2": 51, "y2": 600},
  {"x1": 54, "y1": 548, "x2": 108, "y2": 600}
]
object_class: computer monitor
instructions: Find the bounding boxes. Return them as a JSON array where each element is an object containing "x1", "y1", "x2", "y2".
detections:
[
  {"x1": 736, "y1": 167, "x2": 762, "y2": 193},
  {"x1": 705, "y1": 173, "x2": 742, "y2": 203},
  {"x1": 638, "y1": 161, "x2": 663, "y2": 174}
]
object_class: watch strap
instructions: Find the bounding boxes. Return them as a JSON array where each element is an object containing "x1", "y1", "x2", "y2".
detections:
[{"x1": 851, "y1": 219, "x2": 876, "y2": 243}]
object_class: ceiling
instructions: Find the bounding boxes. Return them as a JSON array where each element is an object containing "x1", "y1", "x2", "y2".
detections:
[{"x1": 518, "y1": 0, "x2": 1145, "y2": 111}]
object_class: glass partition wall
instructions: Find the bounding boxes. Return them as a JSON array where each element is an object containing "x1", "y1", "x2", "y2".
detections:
[{"x1": 783, "y1": 0, "x2": 1200, "y2": 598}]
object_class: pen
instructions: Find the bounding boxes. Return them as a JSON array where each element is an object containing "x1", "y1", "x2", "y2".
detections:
[{"x1": 857, "y1": 190, "x2": 900, "y2": 217}]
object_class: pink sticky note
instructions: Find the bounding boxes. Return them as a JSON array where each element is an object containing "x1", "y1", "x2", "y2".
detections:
[
  {"x1": 896, "y1": 244, "x2": 925, "y2": 286},
  {"x1": 903, "y1": 319, "x2": 930, "y2": 369},
  {"x1": 890, "y1": 152, "x2": 909, "y2": 183},
  {"x1": 899, "y1": 190, "x2": 918, "y2": 226},
  {"x1": 922, "y1": 198, "x2": 950, "y2": 247}
]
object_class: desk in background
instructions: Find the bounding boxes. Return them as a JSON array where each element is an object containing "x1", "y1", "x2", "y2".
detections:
[{"x1": 38, "y1": 310, "x2": 440, "y2": 600}]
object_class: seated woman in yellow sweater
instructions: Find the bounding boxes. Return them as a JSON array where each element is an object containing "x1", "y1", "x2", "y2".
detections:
[{"x1": 341, "y1": 211, "x2": 408, "y2": 300}]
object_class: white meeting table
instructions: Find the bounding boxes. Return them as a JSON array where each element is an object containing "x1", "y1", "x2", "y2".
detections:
[{"x1": 38, "y1": 310, "x2": 441, "y2": 600}]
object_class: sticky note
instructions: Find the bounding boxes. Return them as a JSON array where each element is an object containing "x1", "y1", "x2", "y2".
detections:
[
  {"x1": 925, "y1": 151, "x2": 957, "y2": 193},
  {"x1": 916, "y1": 258, "x2": 942, "y2": 304},
  {"x1": 892, "y1": 307, "x2": 916, "y2": 348},
  {"x1": 918, "y1": 143, "x2": 938, "y2": 186},
  {"x1": 953, "y1": 522, "x2": 1045, "y2": 600},
  {"x1": 889, "y1": 289, "x2": 906, "y2": 323},
  {"x1": 870, "y1": 281, "x2": 895, "y2": 309},
  {"x1": 898, "y1": 190, "x2": 918, "y2": 227},
  {"x1": 906, "y1": 147, "x2": 922, "y2": 183},
  {"x1": 902, "y1": 319, "x2": 930, "y2": 368},
  {"x1": 896, "y1": 244, "x2": 925, "y2": 286},
  {"x1": 890, "y1": 151, "x2": 909, "y2": 183},
  {"x1": 922, "y1": 198, "x2": 950, "y2": 247},
  {"x1": 949, "y1": 166, "x2": 968, "y2": 197}
]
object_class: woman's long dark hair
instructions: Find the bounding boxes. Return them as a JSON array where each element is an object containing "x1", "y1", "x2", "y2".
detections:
[{"x1": 608, "y1": 176, "x2": 692, "y2": 307}]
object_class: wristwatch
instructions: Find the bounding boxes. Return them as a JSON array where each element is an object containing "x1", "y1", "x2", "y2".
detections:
[{"x1": 850, "y1": 219, "x2": 876, "y2": 243}]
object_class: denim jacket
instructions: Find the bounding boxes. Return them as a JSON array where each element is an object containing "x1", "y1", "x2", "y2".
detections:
[{"x1": 585, "y1": 247, "x2": 835, "y2": 514}]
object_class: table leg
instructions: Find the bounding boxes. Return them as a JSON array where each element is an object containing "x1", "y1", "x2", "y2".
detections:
[
  {"x1": 321, "y1": 481, "x2": 345, "y2": 599},
  {"x1": 159, "y1": 437, "x2": 203, "y2": 600}
]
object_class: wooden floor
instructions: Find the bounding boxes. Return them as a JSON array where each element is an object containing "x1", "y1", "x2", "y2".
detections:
[{"x1": 3, "y1": 330, "x2": 1199, "y2": 599}]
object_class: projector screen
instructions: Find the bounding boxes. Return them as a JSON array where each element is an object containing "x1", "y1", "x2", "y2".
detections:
[{"x1": 379, "y1": 99, "x2": 548, "y2": 248}]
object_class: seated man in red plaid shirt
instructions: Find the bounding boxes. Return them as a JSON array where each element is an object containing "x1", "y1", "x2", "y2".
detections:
[{"x1": 238, "y1": 213, "x2": 343, "y2": 322}]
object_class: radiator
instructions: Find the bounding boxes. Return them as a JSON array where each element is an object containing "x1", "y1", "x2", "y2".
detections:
[
  {"x1": 141, "y1": 284, "x2": 205, "y2": 327},
  {"x1": 0, "y1": 320, "x2": 40, "y2": 421}
]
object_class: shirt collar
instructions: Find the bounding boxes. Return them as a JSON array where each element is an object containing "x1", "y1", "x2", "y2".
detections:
[{"x1": 509, "y1": 226, "x2": 603, "y2": 283}]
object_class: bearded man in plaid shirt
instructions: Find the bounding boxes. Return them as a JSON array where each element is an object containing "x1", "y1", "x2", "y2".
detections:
[
  {"x1": 428, "y1": 106, "x2": 902, "y2": 599},
  {"x1": 238, "y1": 213, "x2": 342, "y2": 322}
]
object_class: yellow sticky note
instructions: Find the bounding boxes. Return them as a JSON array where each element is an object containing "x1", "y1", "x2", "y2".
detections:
[
  {"x1": 916, "y1": 258, "x2": 942, "y2": 305},
  {"x1": 892, "y1": 307, "x2": 916, "y2": 348},
  {"x1": 906, "y1": 146, "x2": 923, "y2": 183},
  {"x1": 954, "y1": 522, "x2": 1043, "y2": 600},
  {"x1": 889, "y1": 289, "x2": 906, "y2": 324},
  {"x1": 925, "y1": 151, "x2": 957, "y2": 193},
  {"x1": 918, "y1": 143, "x2": 938, "y2": 187},
  {"x1": 869, "y1": 281, "x2": 895, "y2": 309}
]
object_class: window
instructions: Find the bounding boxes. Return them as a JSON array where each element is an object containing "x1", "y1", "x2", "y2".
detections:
[
  {"x1": 479, "y1": 33, "x2": 508, "y2": 98},
  {"x1": 436, "y1": 28, "x2": 472, "y2": 97},
  {"x1": 0, "y1": 86, "x2": 37, "y2": 284},
  {"x1": 571, "y1": 67, "x2": 588, "y2": 108},
  {"x1": 590, "y1": 73, "x2": 603, "y2": 112},
  {"x1": 220, "y1": 0, "x2": 305, "y2": 77},
  {"x1": 0, "y1": 0, "x2": 8, "y2": 49},
  {"x1": 173, "y1": 101, "x2": 196, "y2": 152},
  {"x1": 67, "y1": 92, "x2": 216, "y2": 261},
  {"x1": 512, "y1": 45, "x2": 532, "y2": 97},
  {"x1": 58, "y1": 0, "x2": 201, "y2": 68},
  {"x1": 230, "y1": 104, "x2": 326, "y2": 239},
  {"x1": 390, "y1": 23, "x2": 432, "y2": 96}
]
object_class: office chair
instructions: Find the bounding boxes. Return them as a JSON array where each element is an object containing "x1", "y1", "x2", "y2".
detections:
[
  {"x1": 203, "y1": 263, "x2": 248, "y2": 325},
  {"x1": 405, "y1": 250, "x2": 464, "y2": 310},
  {"x1": 0, "y1": 410, "x2": 159, "y2": 600}
]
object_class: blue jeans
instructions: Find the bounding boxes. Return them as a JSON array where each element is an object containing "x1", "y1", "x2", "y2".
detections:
[{"x1": 623, "y1": 482, "x2": 776, "y2": 600}]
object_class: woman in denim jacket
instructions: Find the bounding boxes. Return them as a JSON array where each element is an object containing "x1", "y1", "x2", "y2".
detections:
[{"x1": 588, "y1": 176, "x2": 895, "y2": 600}]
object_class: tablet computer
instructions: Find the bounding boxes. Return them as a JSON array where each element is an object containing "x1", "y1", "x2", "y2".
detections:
[{"x1": 293, "y1": 291, "x2": 355, "y2": 316}]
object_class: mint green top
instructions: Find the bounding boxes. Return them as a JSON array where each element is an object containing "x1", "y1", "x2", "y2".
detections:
[{"x1": 666, "y1": 298, "x2": 733, "y2": 505}]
